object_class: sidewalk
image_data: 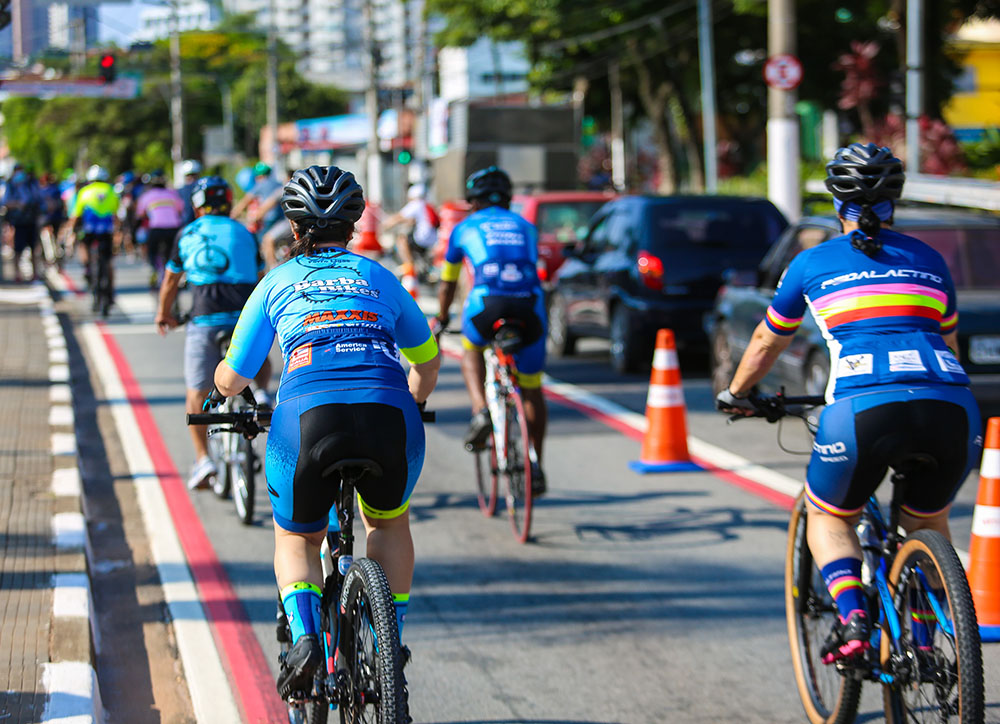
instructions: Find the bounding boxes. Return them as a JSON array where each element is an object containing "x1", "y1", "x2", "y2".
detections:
[{"x1": 0, "y1": 278, "x2": 99, "y2": 723}]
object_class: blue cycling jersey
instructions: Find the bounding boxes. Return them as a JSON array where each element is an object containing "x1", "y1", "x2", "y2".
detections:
[
  {"x1": 765, "y1": 229, "x2": 968, "y2": 400},
  {"x1": 224, "y1": 247, "x2": 436, "y2": 402},
  {"x1": 167, "y1": 214, "x2": 263, "y2": 327},
  {"x1": 442, "y1": 206, "x2": 541, "y2": 296}
]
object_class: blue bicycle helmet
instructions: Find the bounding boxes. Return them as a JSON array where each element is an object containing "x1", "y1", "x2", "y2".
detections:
[
  {"x1": 192, "y1": 176, "x2": 232, "y2": 212},
  {"x1": 280, "y1": 166, "x2": 365, "y2": 229}
]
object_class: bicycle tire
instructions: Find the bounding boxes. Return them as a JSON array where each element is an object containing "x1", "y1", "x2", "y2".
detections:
[
  {"x1": 232, "y1": 435, "x2": 255, "y2": 525},
  {"x1": 208, "y1": 427, "x2": 231, "y2": 498},
  {"x1": 785, "y1": 493, "x2": 863, "y2": 724},
  {"x1": 881, "y1": 529, "x2": 984, "y2": 724},
  {"x1": 97, "y1": 253, "x2": 112, "y2": 318},
  {"x1": 503, "y1": 388, "x2": 533, "y2": 544},
  {"x1": 474, "y1": 437, "x2": 498, "y2": 517},
  {"x1": 338, "y1": 558, "x2": 407, "y2": 724}
]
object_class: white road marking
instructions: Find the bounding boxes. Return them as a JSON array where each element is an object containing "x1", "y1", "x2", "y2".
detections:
[
  {"x1": 52, "y1": 467, "x2": 82, "y2": 497},
  {"x1": 52, "y1": 512, "x2": 86, "y2": 549},
  {"x1": 49, "y1": 405, "x2": 75, "y2": 427},
  {"x1": 52, "y1": 432, "x2": 77, "y2": 456},
  {"x1": 114, "y1": 292, "x2": 156, "y2": 324},
  {"x1": 49, "y1": 364, "x2": 70, "y2": 383},
  {"x1": 49, "y1": 347, "x2": 70, "y2": 364},
  {"x1": 41, "y1": 661, "x2": 103, "y2": 723},
  {"x1": 80, "y1": 322, "x2": 242, "y2": 723},
  {"x1": 0, "y1": 286, "x2": 47, "y2": 304},
  {"x1": 52, "y1": 573, "x2": 90, "y2": 618},
  {"x1": 50, "y1": 384, "x2": 72, "y2": 404}
]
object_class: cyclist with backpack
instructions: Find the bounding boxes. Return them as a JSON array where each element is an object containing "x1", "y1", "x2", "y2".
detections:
[
  {"x1": 716, "y1": 143, "x2": 982, "y2": 663},
  {"x1": 382, "y1": 183, "x2": 440, "y2": 280}
]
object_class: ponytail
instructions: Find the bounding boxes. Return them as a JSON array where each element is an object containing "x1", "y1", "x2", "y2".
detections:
[
  {"x1": 287, "y1": 219, "x2": 353, "y2": 257},
  {"x1": 288, "y1": 226, "x2": 317, "y2": 258},
  {"x1": 849, "y1": 204, "x2": 883, "y2": 258}
]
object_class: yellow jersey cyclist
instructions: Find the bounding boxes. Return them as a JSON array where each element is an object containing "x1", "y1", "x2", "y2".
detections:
[
  {"x1": 68, "y1": 164, "x2": 120, "y2": 298},
  {"x1": 717, "y1": 143, "x2": 982, "y2": 662},
  {"x1": 207, "y1": 165, "x2": 441, "y2": 698}
]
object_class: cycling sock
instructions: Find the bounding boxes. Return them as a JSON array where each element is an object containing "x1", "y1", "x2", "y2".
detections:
[
  {"x1": 281, "y1": 582, "x2": 323, "y2": 644},
  {"x1": 393, "y1": 592, "x2": 409, "y2": 639},
  {"x1": 821, "y1": 557, "x2": 867, "y2": 622},
  {"x1": 909, "y1": 585, "x2": 939, "y2": 650}
]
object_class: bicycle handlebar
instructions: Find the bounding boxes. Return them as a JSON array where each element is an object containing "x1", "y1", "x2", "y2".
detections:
[{"x1": 732, "y1": 390, "x2": 826, "y2": 424}]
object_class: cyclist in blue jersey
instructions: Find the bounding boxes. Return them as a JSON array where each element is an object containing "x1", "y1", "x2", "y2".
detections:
[
  {"x1": 435, "y1": 166, "x2": 549, "y2": 494},
  {"x1": 717, "y1": 143, "x2": 983, "y2": 662},
  {"x1": 207, "y1": 166, "x2": 440, "y2": 699},
  {"x1": 154, "y1": 176, "x2": 273, "y2": 490}
]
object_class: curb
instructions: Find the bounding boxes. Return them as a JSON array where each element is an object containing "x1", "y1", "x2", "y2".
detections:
[{"x1": 39, "y1": 278, "x2": 104, "y2": 724}]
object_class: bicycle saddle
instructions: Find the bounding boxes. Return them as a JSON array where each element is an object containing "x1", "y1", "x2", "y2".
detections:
[
  {"x1": 214, "y1": 329, "x2": 233, "y2": 353},
  {"x1": 491, "y1": 319, "x2": 525, "y2": 354},
  {"x1": 890, "y1": 452, "x2": 938, "y2": 477}
]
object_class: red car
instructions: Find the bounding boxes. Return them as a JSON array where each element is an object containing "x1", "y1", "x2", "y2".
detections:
[{"x1": 510, "y1": 191, "x2": 617, "y2": 283}]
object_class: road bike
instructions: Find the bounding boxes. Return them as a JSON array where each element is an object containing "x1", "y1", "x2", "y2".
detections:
[
  {"x1": 85, "y1": 233, "x2": 113, "y2": 317},
  {"x1": 468, "y1": 319, "x2": 538, "y2": 544},
  {"x1": 731, "y1": 391, "x2": 984, "y2": 724},
  {"x1": 184, "y1": 324, "x2": 262, "y2": 524}
]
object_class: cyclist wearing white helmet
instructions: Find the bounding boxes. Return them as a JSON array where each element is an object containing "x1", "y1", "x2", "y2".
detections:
[{"x1": 178, "y1": 159, "x2": 203, "y2": 226}]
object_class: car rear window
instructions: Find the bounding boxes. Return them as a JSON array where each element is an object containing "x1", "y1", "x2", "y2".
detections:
[
  {"x1": 536, "y1": 201, "x2": 607, "y2": 243},
  {"x1": 646, "y1": 201, "x2": 787, "y2": 267},
  {"x1": 911, "y1": 227, "x2": 1000, "y2": 289}
]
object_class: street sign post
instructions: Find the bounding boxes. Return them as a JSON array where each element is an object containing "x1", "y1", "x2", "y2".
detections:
[
  {"x1": 763, "y1": 54, "x2": 803, "y2": 91},
  {"x1": 0, "y1": 77, "x2": 141, "y2": 99}
]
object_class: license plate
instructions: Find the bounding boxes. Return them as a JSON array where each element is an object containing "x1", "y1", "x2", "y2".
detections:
[{"x1": 969, "y1": 335, "x2": 1000, "y2": 364}]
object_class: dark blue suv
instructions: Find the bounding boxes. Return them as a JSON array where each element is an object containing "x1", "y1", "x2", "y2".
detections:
[{"x1": 547, "y1": 195, "x2": 788, "y2": 372}]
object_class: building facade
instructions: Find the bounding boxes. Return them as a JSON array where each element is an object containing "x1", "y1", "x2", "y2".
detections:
[{"x1": 136, "y1": 0, "x2": 222, "y2": 43}]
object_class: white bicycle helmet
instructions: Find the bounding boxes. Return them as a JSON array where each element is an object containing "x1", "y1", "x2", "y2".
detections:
[
  {"x1": 181, "y1": 159, "x2": 203, "y2": 177},
  {"x1": 86, "y1": 164, "x2": 109, "y2": 182}
]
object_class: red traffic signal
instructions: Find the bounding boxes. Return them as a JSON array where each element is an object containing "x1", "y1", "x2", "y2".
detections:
[{"x1": 99, "y1": 53, "x2": 116, "y2": 84}]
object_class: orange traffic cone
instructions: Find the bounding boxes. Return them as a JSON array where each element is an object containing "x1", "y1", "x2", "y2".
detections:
[
  {"x1": 401, "y1": 272, "x2": 419, "y2": 300},
  {"x1": 351, "y1": 202, "x2": 383, "y2": 256},
  {"x1": 629, "y1": 329, "x2": 701, "y2": 473},
  {"x1": 969, "y1": 416, "x2": 1000, "y2": 642}
]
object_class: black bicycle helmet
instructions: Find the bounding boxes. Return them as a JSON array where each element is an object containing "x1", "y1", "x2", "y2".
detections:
[
  {"x1": 280, "y1": 165, "x2": 365, "y2": 228},
  {"x1": 192, "y1": 176, "x2": 232, "y2": 210},
  {"x1": 824, "y1": 142, "x2": 905, "y2": 203},
  {"x1": 465, "y1": 165, "x2": 513, "y2": 205}
]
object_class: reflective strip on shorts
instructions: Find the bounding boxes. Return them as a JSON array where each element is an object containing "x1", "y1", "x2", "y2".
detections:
[{"x1": 358, "y1": 493, "x2": 410, "y2": 520}]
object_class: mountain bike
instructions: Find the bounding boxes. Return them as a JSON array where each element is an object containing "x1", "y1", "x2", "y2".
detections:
[
  {"x1": 184, "y1": 325, "x2": 261, "y2": 524},
  {"x1": 217, "y1": 404, "x2": 434, "y2": 724},
  {"x1": 731, "y1": 390, "x2": 984, "y2": 724},
  {"x1": 468, "y1": 319, "x2": 538, "y2": 543}
]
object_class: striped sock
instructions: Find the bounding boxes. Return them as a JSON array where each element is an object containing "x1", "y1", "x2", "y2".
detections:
[
  {"x1": 281, "y1": 581, "x2": 323, "y2": 644},
  {"x1": 821, "y1": 557, "x2": 867, "y2": 622},
  {"x1": 393, "y1": 592, "x2": 409, "y2": 639}
]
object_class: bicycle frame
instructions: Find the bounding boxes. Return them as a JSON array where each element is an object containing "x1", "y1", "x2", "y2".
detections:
[{"x1": 484, "y1": 345, "x2": 538, "y2": 473}]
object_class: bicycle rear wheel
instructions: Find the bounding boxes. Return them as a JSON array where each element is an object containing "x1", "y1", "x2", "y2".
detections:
[
  {"x1": 785, "y1": 492, "x2": 862, "y2": 724},
  {"x1": 231, "y1": 434, "x2": 255, "y2": 525},
  {"x1": 502, "y1": 389, "x2": 533, "y2": 544},
  {"x1": 338, "y1": 558, "x2": 407, "y2": 724},
  {"x1": 474, "y1": 436, "x2": 498, "y2": 517},
  {"x1": 882, "y1": 529, "x2": 983, "y2": 724}
]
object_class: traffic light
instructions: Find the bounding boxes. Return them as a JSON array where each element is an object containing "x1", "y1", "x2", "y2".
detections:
[
  {"x1": 99, "y1": 54, "x2": 116, "y2": 84},
  {"x1": 397, "y1": 149, "x2": 412, "y2": 165}
]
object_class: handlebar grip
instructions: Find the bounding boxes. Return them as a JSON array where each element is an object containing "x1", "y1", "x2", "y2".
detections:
[
  {"x1": 421, "y1": 410, "x2": 436, "y2": 423},
  {"x1": 187, "y1": 413, "x2": 234, "y2": 425},
  {"x1": 239, "y1": 386, "x2": 257, "y2": 407}
]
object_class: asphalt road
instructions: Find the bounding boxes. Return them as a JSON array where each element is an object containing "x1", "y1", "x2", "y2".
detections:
[{"x1": 67, "y1": 257, "x2": 1000, "y2": 723}]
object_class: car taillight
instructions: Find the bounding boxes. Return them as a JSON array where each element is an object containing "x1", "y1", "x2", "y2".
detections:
[{"x1": 637, "y1": 250, "x2": 664, "y2": 291}]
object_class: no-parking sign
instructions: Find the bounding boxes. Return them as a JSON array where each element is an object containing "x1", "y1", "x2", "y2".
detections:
[{"x1": 763, "y1": 54, "x2": 803, "y2": 91}]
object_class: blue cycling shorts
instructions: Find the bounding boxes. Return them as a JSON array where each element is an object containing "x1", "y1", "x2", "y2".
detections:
[
  {"x1": 265, "y1": 386, "x2": 425, "y2": 533},
  {"x1": 805, "y1": 385, "x2": 982, "y2": 519},
  {"x1": 461, "y1": 289, "x2": 547, "y2": 386}
]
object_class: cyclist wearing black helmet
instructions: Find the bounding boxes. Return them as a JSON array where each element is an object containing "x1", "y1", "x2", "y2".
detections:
[
  {"x1": 155, "y1": 176, "x2": 272, "y2": 490},
  {"x1": 717, "y1": 143, "x2": 982, "y2": 662},
  {"x1": 209, "y1": 165, "x2": 440, "y2": 700},
  {"x1": 435, "y1": 166, "x2": 549, "y2": 495}
]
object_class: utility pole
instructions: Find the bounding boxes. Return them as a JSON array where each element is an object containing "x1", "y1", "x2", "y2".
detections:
[
  {"x1": 70, "y1": 17, "x2": 85, "y2": 74},
  {"x1": 169, "y1": 0, "x2": 185, "y2": 187},
  {"x1": 412, "y1": 1, "x2": 429, "y2": 172},
  {"x1": 266, "y1": 0, "x2": 281, "y2": 174},
  {"x1": 766, "y1": 0, "x2": 800, "y2": 222},
  {"x1": 905, "y1": 0, "x2": 924, "y2": 174},
  {"x1": 362, "y1": 0, "x2": 383, "y2": 205},
  {"x1": 697, "y1": 0, "x2": 718, "y2": 193},
  {"x1": 609, "y1": 59, "x2": 626, "y2": 192},
  {"x1": 221, "y1": 82, "x2": 235, "y2": 156}
]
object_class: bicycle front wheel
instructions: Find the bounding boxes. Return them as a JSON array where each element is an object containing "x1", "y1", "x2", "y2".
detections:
[
  {"x1": 231, "y1": 435, "x2": 255, "y2": 525},
  {"x1": 208, "y1": 428, "x2": 231, "y2": 498},
  {"x1": 785, "y1": 492, "x2": 862, "y2": 724},
  {"x1": 474, "y1": 436, "x2": 498, "y2": 517},
  {"x1": 882, "y1": 529, "x2": 983, "y2": 724},
  {"x1": 338, "y1": 558, "x2": 407, "y2": 724},
  {"x1": 502, "y1": 388, "x2": 533, "y2": 544}
]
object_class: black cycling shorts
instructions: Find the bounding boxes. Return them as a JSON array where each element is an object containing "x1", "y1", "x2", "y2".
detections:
[
  {"x1": 85, "y1": 233, "x2": 113, "y2": 259},
  {"x1": 805, "y1": 386, "x2": 982, "y2": 518}
]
